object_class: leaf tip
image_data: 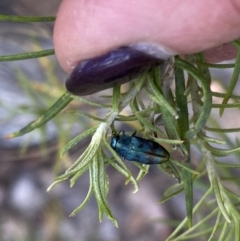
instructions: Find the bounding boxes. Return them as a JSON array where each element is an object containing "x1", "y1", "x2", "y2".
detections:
[
  {"x1": 60, "y1": 151, "x2": 65, "y2": 158},
  {"x1": 69, "y1": 212, "x2": 76, "y2": 217},
  {"x1": 5, "y1": 133, "x2": 17, "y2": 139}
]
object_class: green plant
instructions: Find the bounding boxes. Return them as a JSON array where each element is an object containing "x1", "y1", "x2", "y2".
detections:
[{"x1": 2, "y1": 14, "x2": 240, "y2": 241}]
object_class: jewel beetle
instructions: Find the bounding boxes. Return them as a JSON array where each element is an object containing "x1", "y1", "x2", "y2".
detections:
[
  {"x1": 110, "y1": 131, "x2": 170, "y2": 165},
  {"x1": 65, "y1": 46, "x2": 164, "y2": 96}
]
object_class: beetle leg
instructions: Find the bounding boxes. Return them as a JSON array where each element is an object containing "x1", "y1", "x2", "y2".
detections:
[
  {"x1": 131, "y1": 131, "x2": 137, "y2": 136},
  {"x1": 119, "y1": 130, "x2": 124, "y2": 135}
]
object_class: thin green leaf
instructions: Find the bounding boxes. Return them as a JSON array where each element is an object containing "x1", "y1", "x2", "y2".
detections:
[
  {"x1": 211, "y1": 91, "x2": 240, "y2": 100},
  {"x1": 0, "y1": 49, "x2": 55, "y2": 61},
  {"x1": 130, "y1": 98, "x2": 166, "y2": 136},
  {"x1": 205, "y1": 126, "x2": 240, "y2": 133},
  {"x1": 212, "y1": 103, "x2": 240, "y2": 108},
  {"x1": 112, "y1": 85, "x2": 121, "y2": 112},
  {"x1": 166, "y1": 187, "x2": 213, "y2": 240},
  {"x1": 205, "y1": 143, "x2": 240, "y2": 156},
  {"x1": 198, "y1": 132, "x2": 226, "y2": 144},
  {"x1": 91, "y1": 155, "x2": 118, "y2": 226},
  {"x1": 175, "y1": 65, "x2": 193, "y2": 227},
  {"x1": 151, "y1": 137, "x2": 183, "y2": 145},
  {"x1": 65, "y1": 110, "x2": 105, "y2": 122},
  {"x1": 218, "y1": 221, "x2": 229, "y2": 241},
  {"x1": 212, "y1": 178, "x2": 231, "y2": 222},
  {"x1": 220, "y1": 40, "x2": 240, "y2": 116},
  {"x1": 146, "y1": 79, "x2": 178, "y2": 118},
  {"x1": 69, "y1": 184, "x2": 93, "y2": 217},
  {"x1": 183, "y1": 228, "x2": 217, "y2": 240},
  {"x1": 70, "y1": 164, "x2": 90, "y2": 187},
  {"x1": 208, "y1": 211, "x2": 222, "y2": 241},
  {"x1": 233, "y1": 215, "x2": 240, "y2": 241},
  {"x1": 71, "y1": 95, "x2": 111, "y2": 108},
  {"x1": 159, "y1": 187, "x2": 184, "y2": 204},
  {"x1": 0, "y1": 14, "x2": 55, "y2": 22},
  {"x1": 6, "y1": 91, "x2": 73, "y2": 138},
  {"x1": 214, "y1": 161, "x2": 240, "y2": 168},
  {"x1": 196, "y1": 62, "x2": 235, "y2": 69},
  {"x1": 172, "y1": 207, "x2": 219, "y2": 241},
  {"x1": 175, "y1": 57, "x2": 212, "y2": 139},
  {"x1": 170, "y1": 159, "x2": 199, "y2": 175},
  {"x1": 61, "y1": 126, "x2": 98, "y2": 157}
]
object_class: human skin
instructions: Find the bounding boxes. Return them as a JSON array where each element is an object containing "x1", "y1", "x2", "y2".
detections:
[{"x1": 53, "y1": 0, "x2": 240, "y2": 73}]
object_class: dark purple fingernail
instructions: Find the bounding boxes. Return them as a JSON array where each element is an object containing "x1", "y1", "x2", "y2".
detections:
[{"x1": 65, "y1": 46, "x2": 164, "y2": 96}]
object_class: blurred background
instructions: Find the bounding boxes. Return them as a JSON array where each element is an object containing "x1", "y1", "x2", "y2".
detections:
[{"x1": 1, "y1": 1, "x2": 240, "y2": 241}]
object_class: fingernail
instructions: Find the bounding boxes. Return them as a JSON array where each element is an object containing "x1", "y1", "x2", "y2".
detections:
[
  {"x1": 65, "y1": 46, "x2": 166, "y2": 96},
  {"x1": 129, "y1": 42, "x2": 177, "y2": 60}
]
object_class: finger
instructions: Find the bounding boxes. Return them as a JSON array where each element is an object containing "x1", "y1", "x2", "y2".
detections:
[
  {"x1": 204, "y1": 44, "x2": 237, "y2": 63},
  {"x1": 54, "y1": 0, "x2": 240, "y2": 72}
]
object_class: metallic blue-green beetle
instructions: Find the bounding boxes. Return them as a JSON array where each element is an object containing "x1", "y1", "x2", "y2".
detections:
[{"x1": 110, "y1": 131, "x2": 170, "y2": 165}]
